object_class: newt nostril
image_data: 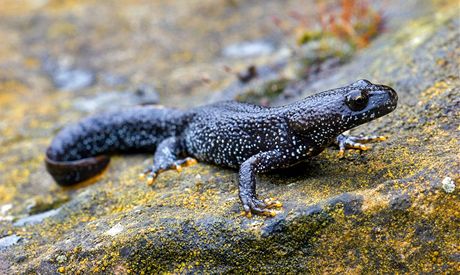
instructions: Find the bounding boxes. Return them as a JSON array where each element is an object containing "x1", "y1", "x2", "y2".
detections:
[{"x1": 387, "y1": 87, "x2": 398, "y2": 105}]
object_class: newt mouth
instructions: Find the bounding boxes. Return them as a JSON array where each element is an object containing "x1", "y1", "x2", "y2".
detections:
[
  {"x1": 369, "y1": 85, "x2": 398, "y2": 117},
  {"x1": 384, "y1": 85, "x2": 398, "y2": 108}
]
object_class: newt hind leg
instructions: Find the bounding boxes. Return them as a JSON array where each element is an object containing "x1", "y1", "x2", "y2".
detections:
[{"x1": 140, "y1": 136, "x2": 197, "y2": 185}]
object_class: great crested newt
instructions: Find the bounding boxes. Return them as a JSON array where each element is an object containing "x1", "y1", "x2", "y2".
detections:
[{"x1": 46, "y1": 79, "x2": 398, "y2": 216}]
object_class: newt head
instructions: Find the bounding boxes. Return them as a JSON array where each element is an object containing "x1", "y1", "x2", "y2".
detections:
[
  {"x1": 287, "y1": 79, "x2": 398, "y2": 143},
  {"x1": 342, "y1": 79, "x2": 398, "y2": 126}
]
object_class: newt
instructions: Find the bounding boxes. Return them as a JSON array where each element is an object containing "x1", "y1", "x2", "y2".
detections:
[{"x1": 45, "y1": 79, "x2": 398, "y2": 216}]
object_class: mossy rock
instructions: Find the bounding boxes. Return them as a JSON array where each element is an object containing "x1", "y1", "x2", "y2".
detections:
[{"x1": 0, "y1": 1, "x2": 459, "y2": 274}]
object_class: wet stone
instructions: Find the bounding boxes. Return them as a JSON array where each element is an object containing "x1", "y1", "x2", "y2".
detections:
[{"x1": 0, "y1": 235, "x2": 21, "y2": 251}]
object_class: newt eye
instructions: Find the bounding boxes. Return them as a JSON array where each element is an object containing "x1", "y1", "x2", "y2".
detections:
[{"x1": 346, "y1": 89, "x2": 369, "y2": 111}]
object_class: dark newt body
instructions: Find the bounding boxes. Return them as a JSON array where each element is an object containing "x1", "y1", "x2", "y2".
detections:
[{"x1": 46, "y1": 80, "x2": 398, "y2": 215}]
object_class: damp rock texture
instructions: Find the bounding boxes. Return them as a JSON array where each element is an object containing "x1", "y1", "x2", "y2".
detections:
[{"x1": 0, "y1": 0, "x2": 458, "y2": 273}]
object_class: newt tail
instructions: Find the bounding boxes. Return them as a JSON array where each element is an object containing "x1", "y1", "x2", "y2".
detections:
[{"x1": 45, "y1": 107, "x2": 186, "y2": 185}]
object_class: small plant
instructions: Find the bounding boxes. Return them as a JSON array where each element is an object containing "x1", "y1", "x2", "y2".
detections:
[
  {"x1": 273, "y1": 0, "x2": 383, "y2": 49},
  {"x1": 270, "y1": 0, "x2": 384, "y2": 80}
]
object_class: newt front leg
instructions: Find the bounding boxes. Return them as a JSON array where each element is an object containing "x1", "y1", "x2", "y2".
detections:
[{"x1": 239, "y1": 151, "x2": 284, "y2": 217}]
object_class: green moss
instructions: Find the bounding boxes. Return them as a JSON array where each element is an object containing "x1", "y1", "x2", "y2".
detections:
[{"x1": 297, "y1": 31, "x2": 323, "y2": 45}]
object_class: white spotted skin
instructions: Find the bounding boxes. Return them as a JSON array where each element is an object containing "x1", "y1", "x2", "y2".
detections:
[
  {"x1": 185, "y1": 103, "x2": 283, "y2": 167},
  {"x1": 184, "y1": 102, "x2": 315, "y2": 169},
  {"x1": 46, "y1": 79, "x2": 398, "y2": 214},
  {"x1": 183, "y1": 80, "x2": 397, "y2": 170}
]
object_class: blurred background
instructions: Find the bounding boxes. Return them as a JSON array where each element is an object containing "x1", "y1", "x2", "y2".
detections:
[{"x1": 0, "y1": 0, "x2": 410, "y2": 108}]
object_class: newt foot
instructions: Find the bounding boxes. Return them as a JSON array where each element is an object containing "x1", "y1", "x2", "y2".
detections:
[
  {"x1": 336, "y1": 134, "x2": 388, "y2": 158},
  {"x1": 173, "y1": 157, "x2": 198, "y2": 173},
  {"x1": 141, "y1": 157, "x2": 198, "y2": 185},
  {"x1": 241, "y1": 196, "x2": 283, "y2": 217}
]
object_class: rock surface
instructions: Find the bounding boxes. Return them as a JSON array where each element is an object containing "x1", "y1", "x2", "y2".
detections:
[{"x1": 0, "y1": 0, "x2": 459, "y2": 273}]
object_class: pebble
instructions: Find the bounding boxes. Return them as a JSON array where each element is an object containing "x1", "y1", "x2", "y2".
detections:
[
  {"x1": 105, "y1": 223, "x2": 124, "y2": 237},
  {"x1": 441, "y1": 176, "x2": 455, "y2": 193},
  {"x1": 0, "y1": 204, "x2": 14, "y2": 221},
  {"x1": 56, "y1": 255, "x2": 67, "y2": 264},
  {"x1": 42, "y1": 56, "x2": 95, "y2": 91},
  {"x1": 0, "y1": 204, "x2": 13, "y2": 215},
  {"x1": 0, "y1": 235, "x2": 21, "y2": 250},
  {"x1": 222, "y1": 40, "x2": 275, "y2": 58},
  {"x1": 52, "y1": 68, "x2": 95, "y2": 91}
]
